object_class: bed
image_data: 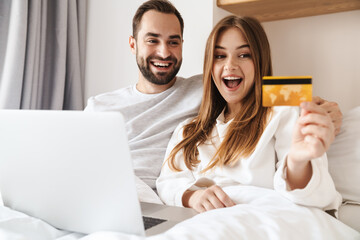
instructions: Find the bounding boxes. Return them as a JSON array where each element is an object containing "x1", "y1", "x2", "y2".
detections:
[{"x1": 0, "y1": 106, "x2": 359, "y2": 239}]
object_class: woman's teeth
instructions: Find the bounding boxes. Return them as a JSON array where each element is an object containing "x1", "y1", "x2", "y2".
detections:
[{"x1": 223, "y1": 77, "x2": 242, "y2": 88}]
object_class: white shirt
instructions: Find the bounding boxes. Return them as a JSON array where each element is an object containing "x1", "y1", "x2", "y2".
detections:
[
  {"x1": 85, "y1": 75, "x2": 203, "y2": 189},
  {"x1": 157, "y1": 106, "x2": 342, "y2": 210}
]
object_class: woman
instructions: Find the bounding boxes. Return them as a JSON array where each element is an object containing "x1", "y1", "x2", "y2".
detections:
[{"x1": 156, "y1": 16, "x2": 341, "y2": 213}]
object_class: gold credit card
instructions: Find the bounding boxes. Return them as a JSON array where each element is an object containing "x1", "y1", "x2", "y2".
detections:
[{"x1": 262, "y1": 76, "x2": 312, "y2": 106}]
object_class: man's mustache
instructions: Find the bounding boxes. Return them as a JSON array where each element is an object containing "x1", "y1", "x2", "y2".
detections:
[{"x1": 147, "y1": 55, "x2": 177, "y2": 62}]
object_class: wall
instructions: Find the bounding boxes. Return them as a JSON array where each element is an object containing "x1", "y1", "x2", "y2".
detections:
[
  {"x1": 262, "y1": 10, "x2": 360, "y2": 114},
  {"x1": 85, "y1": 0, "x2": 142, "y2": 101},
  {"x1": 84, "y1": 0, "x2": 212, "y2": 103},
  {"x1": 172, "y1": 0, "x2": 212, "y2": 78}
]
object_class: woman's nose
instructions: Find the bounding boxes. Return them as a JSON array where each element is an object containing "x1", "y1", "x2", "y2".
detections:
[{"x1": 224, "y1": 57, "x2": 237, "y2": 71}]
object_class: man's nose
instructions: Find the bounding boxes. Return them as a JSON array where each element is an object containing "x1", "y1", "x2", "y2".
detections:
[{"x1": 156, "y1": 43, "x2": 171, "y2": 59}]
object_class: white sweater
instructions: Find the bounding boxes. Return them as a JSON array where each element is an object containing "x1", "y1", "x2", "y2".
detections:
[
  {"x1": 85, "y1": 75, "x2": 203, "y2": 189},
  {"x1": 157, "y1": 106, "x2": 342, "y2": 211}
]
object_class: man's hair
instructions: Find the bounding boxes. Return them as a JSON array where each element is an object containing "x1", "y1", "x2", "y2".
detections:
[{"x1": 132, "y1": 0, "x2": 184, "y2": 39}]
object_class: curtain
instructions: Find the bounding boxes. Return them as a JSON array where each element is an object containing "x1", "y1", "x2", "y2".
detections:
[{"x1": 0, "y1": 0, "x2": 87, "y2": 110}]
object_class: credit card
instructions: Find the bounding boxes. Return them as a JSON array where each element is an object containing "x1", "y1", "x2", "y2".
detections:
[{"x1": 262, "y1": 76, "x2": 312, "y2": 106}]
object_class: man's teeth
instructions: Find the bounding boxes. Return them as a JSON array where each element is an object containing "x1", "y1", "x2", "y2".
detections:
[{"x1": 153, "y1": 62, "x2": 170, "y2": 67}]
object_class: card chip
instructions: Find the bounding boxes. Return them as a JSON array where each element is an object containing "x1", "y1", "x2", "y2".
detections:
[{"x1": 262, "y1": 76, "x2": 312, "y2": 106}]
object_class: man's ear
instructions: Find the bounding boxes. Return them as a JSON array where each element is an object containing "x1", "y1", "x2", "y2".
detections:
[{"x1": 129, "y1": 36, "x2": 136, "y2": 55}]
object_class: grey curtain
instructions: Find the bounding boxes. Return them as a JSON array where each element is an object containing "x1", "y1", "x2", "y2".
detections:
[{"x1": 0, "y1": 0, "x2": 86, "y2": 110}]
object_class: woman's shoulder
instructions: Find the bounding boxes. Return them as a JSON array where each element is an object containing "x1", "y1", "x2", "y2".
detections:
[
  {"x1": 171, "y1": 117, "x2": 196, "y2": 140},
  {"x1": 272, "y1": 106, "x2": 300, "y2": 118},
  {"x1": 175, "y1": 117, "x2": 195, "y2": 133},
  {"x1": 265, "y1": 106, "x2": 300, "y2": 130}
]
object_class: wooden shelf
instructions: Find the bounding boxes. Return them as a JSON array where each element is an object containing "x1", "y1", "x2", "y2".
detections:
[{"x1": 217, "y1": 0, "x2": 360, "y2": 22}]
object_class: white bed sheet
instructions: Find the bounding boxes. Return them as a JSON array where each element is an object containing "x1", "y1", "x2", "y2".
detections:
[{"x1": 0, "y1": 184, "x2": 359, "y2": 240}]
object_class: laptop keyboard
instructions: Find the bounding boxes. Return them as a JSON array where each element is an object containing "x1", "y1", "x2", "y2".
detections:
[{"x1": 142, "y1": 216, "x2": 167, "y2": 230}]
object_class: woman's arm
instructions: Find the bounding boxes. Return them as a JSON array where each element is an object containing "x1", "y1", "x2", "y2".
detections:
[
  {"x1": 273, "y1": 105, "x2": 342, "y2": 210},
  {"x1": 156, "y1": 119, "x2": 235, "y2": 212},
  {"x1": 286, "y1": 102, "x2": 335, "y2": 189},
  {"x1": 156, "y1": 120, "x2": 198, "y2": 206},
  {"x1": 183, "y1": 185, "x2": 235, "y2": 213}
]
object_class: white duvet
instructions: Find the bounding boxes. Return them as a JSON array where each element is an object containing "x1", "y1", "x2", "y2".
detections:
[{"x1": 0, "y1": 182, "x2": 359, "y2": 240}]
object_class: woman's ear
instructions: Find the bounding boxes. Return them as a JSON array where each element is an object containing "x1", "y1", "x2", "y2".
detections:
[{"x1": 129, "y1": 36, "x2": 136, "y2": 55}]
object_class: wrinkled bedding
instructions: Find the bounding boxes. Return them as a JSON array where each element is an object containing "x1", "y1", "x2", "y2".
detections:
[{"x1": 0, "y1": 182, "x2": 359, "y2": 240}]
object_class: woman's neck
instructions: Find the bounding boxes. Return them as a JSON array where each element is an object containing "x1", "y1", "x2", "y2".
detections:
[{"x1": 224, "y1": 103, "x2": 241, "y2": 123}]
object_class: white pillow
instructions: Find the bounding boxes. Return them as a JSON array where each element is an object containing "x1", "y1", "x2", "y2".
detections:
[{"x1": 327, "y1": 106, "x2": 360, "y2": 203}]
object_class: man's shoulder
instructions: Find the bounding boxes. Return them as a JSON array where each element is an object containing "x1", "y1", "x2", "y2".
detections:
[
  {"x1": 85, "y1": 86, "x2": 134, "y2": 111},
  {"x1": 94, "y1": 85, "x2": 134, "y2": 100},
  {"x1": 175, "y1": 74, "x2": 203, "y2": 90},
  {"x1": 177, "y1": 74, "x2": 202, "y2": 84},
  {"x1": 186, "y1": 74, "x2": 203, "y2": 81}
]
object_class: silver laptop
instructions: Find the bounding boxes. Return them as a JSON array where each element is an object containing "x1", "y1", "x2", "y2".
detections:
[{"x1": 0, "y1": 110, "x2": 196, "y2": 236}]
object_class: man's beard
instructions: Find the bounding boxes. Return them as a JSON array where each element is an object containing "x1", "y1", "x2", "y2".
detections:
[{"x1": 136, "y1": 54, "x2": 182, "y2": 85}]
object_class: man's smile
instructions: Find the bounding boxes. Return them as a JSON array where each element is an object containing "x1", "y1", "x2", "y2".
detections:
[{"x1": 150, "y1": 60, "x2": 173, "y2": 70}]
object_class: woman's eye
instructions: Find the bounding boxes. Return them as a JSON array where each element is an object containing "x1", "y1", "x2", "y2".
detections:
[
  {"x1": 239, "y1": 53, "x2": 251, "y2": 58},
  {"x1": 215, "y1": 55, "x2": 225, "y2": 59}
]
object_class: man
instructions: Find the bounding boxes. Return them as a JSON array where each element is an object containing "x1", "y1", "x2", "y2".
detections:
[
  {"x1": 85, "y1": 0, "x2": 202, "y2": 190},
  {"x1": 85, "y1": 0, "x2": 342, "y2": 190}
]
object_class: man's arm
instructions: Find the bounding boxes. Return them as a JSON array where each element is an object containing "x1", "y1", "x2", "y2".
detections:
[{"x1": 312, "y1": 96, "x2": 343, "y2": 136}]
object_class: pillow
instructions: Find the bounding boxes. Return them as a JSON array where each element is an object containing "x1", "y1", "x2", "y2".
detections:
[{"x1": 327, "y1": 106, "x2": 360, "y2": 203}]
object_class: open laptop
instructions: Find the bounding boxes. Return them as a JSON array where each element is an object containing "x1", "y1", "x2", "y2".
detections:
[{"x1": 0, "y1": 110, "x2": 197, "y2": 236}]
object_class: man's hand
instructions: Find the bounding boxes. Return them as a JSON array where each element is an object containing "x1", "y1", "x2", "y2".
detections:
[
  {"x1": 312, "y1": 96, "x2": 342, "y2": 136},
  {"x1": 182, "y1": 185, "x2": 235, "y2": 213}
]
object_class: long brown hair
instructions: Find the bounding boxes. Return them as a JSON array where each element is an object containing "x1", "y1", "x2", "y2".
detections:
[{"x1": 167, "y1": 16, "x2": 273, "y2": 172}]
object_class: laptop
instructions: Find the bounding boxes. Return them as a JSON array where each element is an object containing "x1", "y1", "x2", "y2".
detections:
[{"x1": 0, "y1": 110, "x2": 197, "y2": 236}]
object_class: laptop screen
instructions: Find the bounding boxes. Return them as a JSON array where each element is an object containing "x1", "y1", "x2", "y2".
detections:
[{"x1": 0, "y1": 110, "x2": 145, "y2": 235}]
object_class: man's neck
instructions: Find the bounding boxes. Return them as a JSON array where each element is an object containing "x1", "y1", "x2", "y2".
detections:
[{"x1": 136, "y1": 74, "x2": 177, "y2": 94}]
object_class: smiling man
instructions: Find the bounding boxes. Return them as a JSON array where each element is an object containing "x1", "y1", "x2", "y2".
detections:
[
  {"x1": 130, "y1": 8, "x2": 183, "y2": 93},
  {"x1": 85, "y1": 0, "x2": 202, "y2": 190}
]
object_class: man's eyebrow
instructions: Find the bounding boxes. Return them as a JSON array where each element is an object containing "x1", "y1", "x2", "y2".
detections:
[
  {"x1": 169, "y1": 35, "x2": 181, "y2": 40},
  {"x1": 215, "y1": 44, "x2": 250, "y2": 50},
  {"x1": 144, "y1": 32, "x2": 181, "y2": 40},
  {"x1": 145, "y1": 32, "x2": 160, "y2": 38}
]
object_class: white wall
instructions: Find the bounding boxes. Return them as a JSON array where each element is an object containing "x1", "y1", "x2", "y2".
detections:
[
  {"x1": 172, "y1": 0, "x2": 212, "y2": 79},
  {"x1": 85, "y1": 0, "x2": 142, "y2": 101},
  {"x1": 85, "y1": 0, "x2": 213, "y2": 102},
  {"x1": 213, "y1": 0, "x2": 231, "y2": 25},
  {"x1": 262, "y1": 10, "x2": 360, "y2": 114}
]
